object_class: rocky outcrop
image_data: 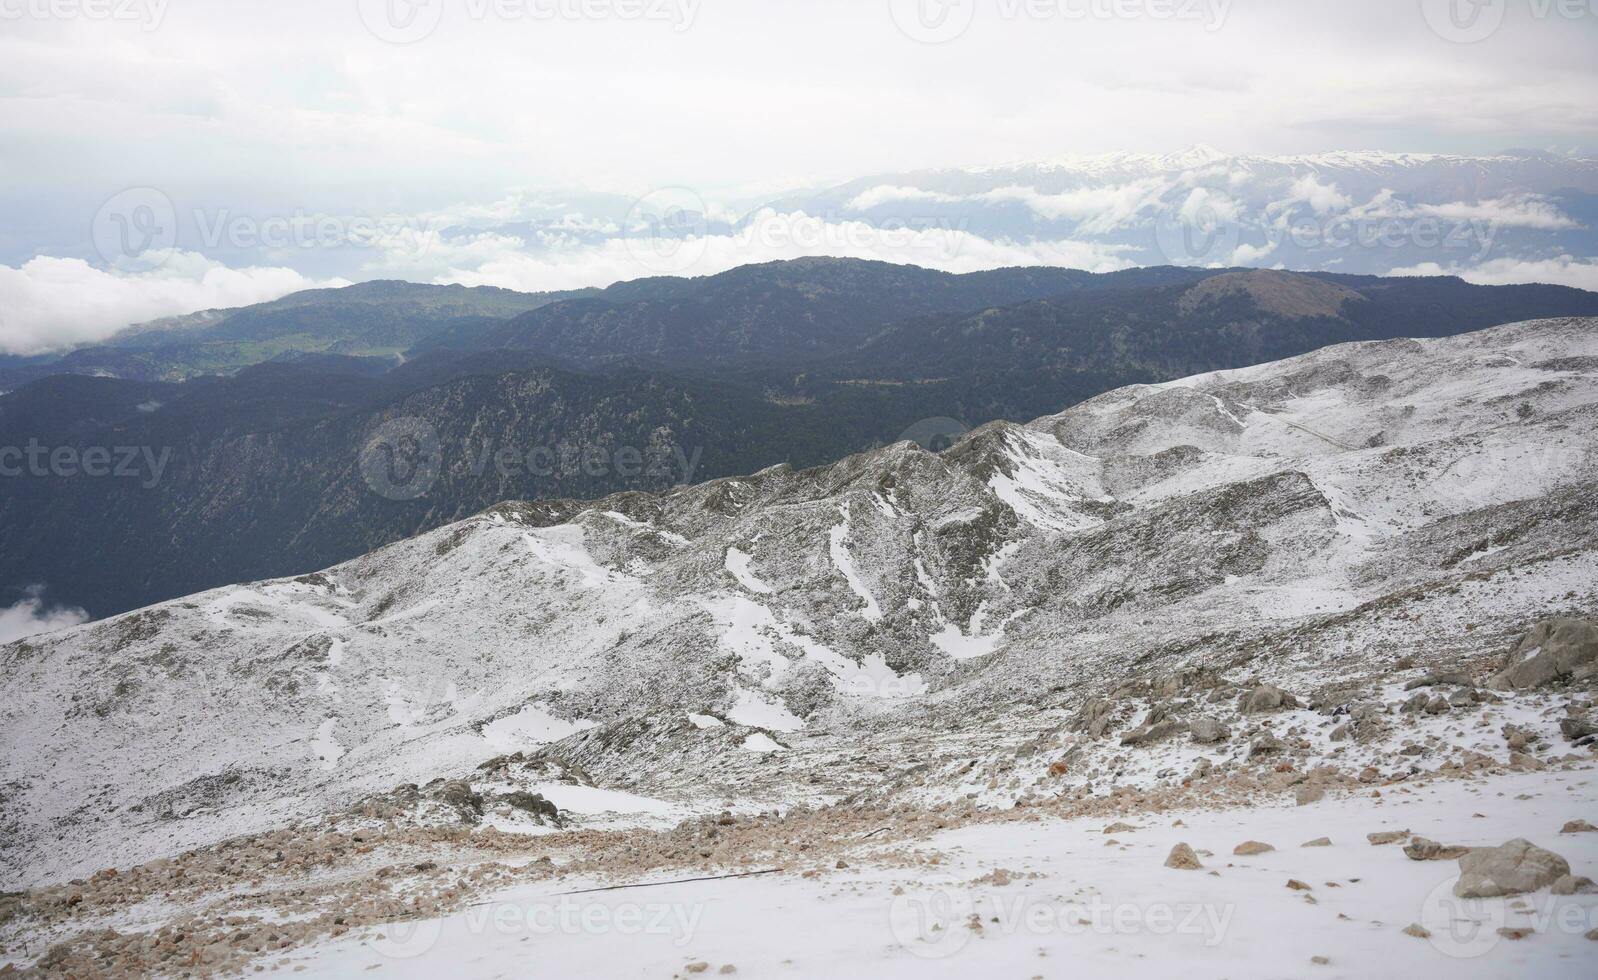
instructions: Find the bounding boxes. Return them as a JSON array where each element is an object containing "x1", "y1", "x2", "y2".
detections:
[
  {"x1": 1488, "y1": 619, "x2": 1598, "y2": 690},
  {"x1": 1453, "y1": 839, "x2": 1571, "y2": 898},
  {"x1": 1189, "y1": 717, "x2": 1229, "y2": 744},
  {"x1": 1239, "y1": 684, "x2": 1299, "y2": 714}
]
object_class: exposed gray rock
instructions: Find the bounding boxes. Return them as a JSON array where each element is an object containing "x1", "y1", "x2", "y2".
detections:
[
  {"x1": 1404, "y1": 837, "x2": 1470, "y2": 861},
  {"x1": 1403, "y1": 671, "x2": 1474, "y2": 691},
  {"x1": 1295, "y1": 785, "x2": 1327, "y2": 806},
  {"x1": 499, "y1": 791, "x2": 561, "y2": 825},
  {"x1": 1488, "y1": 619, "x2": 1598, "y2": 690},
  {"x1": 433, "y1": 779, "x2": 483, "y2": 820},
  {"x1": 1248, "y1": 732, "x2": 1286, "y2": 759},
  {"x1": 1120, "y1": 720, "x2": 1186, "y2": 746},
  {"x1": 1075, "y1": 698, "x2": 1117, "y2": 739},
  {"x1": 1189, "y1": 717, "x2": 1229, "y2": 744},
  {"x1": 1453, "y1": 839, "x2": 1571, "y2": 898},
  {"x1": 1165, "y1": 843, "x2": 1202, "y2": 870},
  {"x1": 1239, "y1": 684, "x2": 1299, "y2": 714},
  {"x1": 1560, "y1": 717, "x2": 1597, "y2": 741},
  {"x1": 1551, "y1": 874, "x2": 1597, "y2": 896}
]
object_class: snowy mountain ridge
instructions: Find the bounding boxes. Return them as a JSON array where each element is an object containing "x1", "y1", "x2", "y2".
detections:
[{"x1": 3, "y1": 317, "x2": 1597, "y2": 890}]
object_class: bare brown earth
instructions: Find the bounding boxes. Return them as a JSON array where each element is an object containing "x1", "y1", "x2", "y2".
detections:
[
  {"x1": 1176, "y1": 269, "x2": 1364, "y2": 319},
  {"x1": 7, "y1": 749, "x2": 1593, "y2": 978}
]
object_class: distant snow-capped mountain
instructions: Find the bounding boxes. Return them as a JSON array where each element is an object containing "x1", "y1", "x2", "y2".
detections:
[
  {"x1": 758, "y1": 148, "x2": 1598, "y2": 281},
  {"x1": 4, "y1": 312, "x2": 1596, "y2": 887}
]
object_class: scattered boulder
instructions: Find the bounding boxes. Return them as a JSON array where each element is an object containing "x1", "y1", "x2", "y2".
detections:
[
  {"x1": 1103, "y1": 822, "x2": 1139, "y2": 835},
  {"x1": 1075, "y1": 698, "x2": 1118, "y2": 739},
  {"x1": 1368, "y1": 831, "x2": 1410, "y2": 846},
  {"x1": 434, "y1": 780, "x2": 483, "y2": 819},
  {"x1": 1404, "y1": 671, "x2": 1474, "y2": 691},
  {"x1": 1487, "y1": 618, "x2": 1598, "y2": 690},
  {"x1": 1561, "y1": 820, "x2": 1597, "y2": 834},
  {"x1": 1234, "y1": 841, "x2": 1275, "y2": 856},
  {"x1": 1302, "y1": 837, "x2": 1332, "y2": 847},
  {"x1": 1402, "y1": 923, "x2": 1431, "y2": 939},
  {"x1": 1503, "y1": 724, "x2": 1537, "y2": 751},
  {"x1": 1286, "y1": 879, "x2": 1312, "y2": 891},
  {"x1": 1121, "y1": 720, "x2": 1186, "y2": 746},
  {"x1": 1189, "y1": 717, "x2": 1229, "y2": 744},
  {"x1": 1295, "y1": 784, "x2": 1327, "y2": 806},
  {"x1": 1508, "y1": 751, "x2": 1546, "y2": 772},
  {"x1": 1248, "y1": 733, "x2": 1285, "y2": 760},
  {"x1": 1560, "y1": 717, "x2": 1598, "y2": 742},
  {"x1": 1551, "y1": 875, "x2": 1597, "y2": 896},
  {"x1": 1404, "y1": 838, "x2": 1470, "y2": 861},
  {"x1": 499, "y1": 792, "x2": 560, "y2": 824},
  {"x1": 1497, "y1": 927, "x2": 1534, "y2": 941},
  {"x1": 1454, "y1": 839, "x2": 1571, "y2": 898},
  {"x1": 1165, "y1": 843, "x2": 1203, "y2": 870},
  {"x1": 1240, "y1": 684, "x2": 1299, "y2": 714}
]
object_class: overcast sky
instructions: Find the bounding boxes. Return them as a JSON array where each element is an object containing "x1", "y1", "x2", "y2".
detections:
[{"x1": 2, "y1": 0, "x2": 1596, "y2": 352}]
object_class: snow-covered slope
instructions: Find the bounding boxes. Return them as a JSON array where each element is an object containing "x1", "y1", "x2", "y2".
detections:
[{"x1": 3, "y1": 318, "x2": 1597, "y2": 889}]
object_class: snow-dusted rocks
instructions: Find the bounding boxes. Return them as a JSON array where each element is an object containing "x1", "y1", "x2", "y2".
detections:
[
  {"x1": 1489, "y1": 618, "x2": 1598, "y2": 690},
  {"x1": 3, "y1": 317, "x2": 1598, "y2": 891}
]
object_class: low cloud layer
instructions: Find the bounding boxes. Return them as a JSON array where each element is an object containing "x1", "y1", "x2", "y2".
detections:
[
  {"x1": 1392, "y1": 256, "x2": 1598, "y2": 292},
  {"x1": 0, "y1": 253, "x2": 345, "y2": 356},
  {"x1": 0, "y1": 589, "x2": 88, "y2": 645},
  {"x1": 430, "y1": 210, "x2": 1137, "y2": 293}
]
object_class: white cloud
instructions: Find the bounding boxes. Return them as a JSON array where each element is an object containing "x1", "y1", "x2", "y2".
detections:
[
  {"x1": 433, "y1": 209, "x2": 1136, "y2": 292},
  {"x1": 1390, "y1": 256, "x2": 1598, "y2": 292},
  {"x1": 1271, "y1": 175, "x2": 1353, "y2": 216},
  {"x1": 1177, "y1": 187, "x2": 1243, "y2": 226},
  {"x1": 1415, "y1": 194, "x2": 1581, "y2": 231},
  {"x1": 0, "y1": 253, "x2": 346, "y2": 355},
  {"x1": 845, "y1": 186, "x2": 964, "y2": 211},
  {"x1": 1230, "y1": 241, "x2": 1280, "y2": 265},
  {"x1": 0, "y1": 589, "x2": 88, "y2": 645},
  {"x1": 976, "y1": 180, "x2": 1172, "y2": 233}
]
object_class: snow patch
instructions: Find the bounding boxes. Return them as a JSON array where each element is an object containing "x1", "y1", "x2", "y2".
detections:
[
  {"x1": 481, "y1": 705, "x2": 596, "y2": 752},
  {"x1": 829, "y1": 506, "x2": 883, "y2": 622},
  {"x1": 725, "y1": 547, "x2": 774, "y2": 594}
]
